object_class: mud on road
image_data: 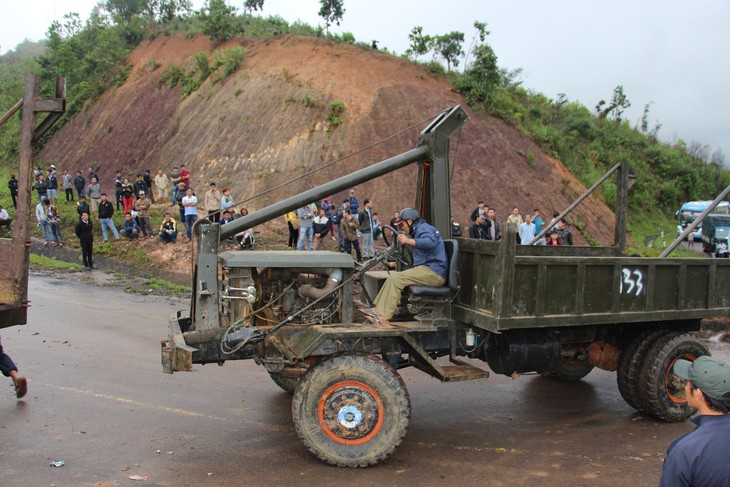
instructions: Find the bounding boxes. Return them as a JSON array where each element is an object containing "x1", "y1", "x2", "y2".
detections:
[{"x1": 1, "y1": 271, "x2": 729, "y2": 487}]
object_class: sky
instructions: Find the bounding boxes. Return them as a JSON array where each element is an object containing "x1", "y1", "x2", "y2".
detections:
[{"x1": 2, "y1": 0, "x2": 729, "y2": 168}]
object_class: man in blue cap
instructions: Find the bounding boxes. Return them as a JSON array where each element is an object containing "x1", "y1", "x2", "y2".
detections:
[
  {"x1": 360, "y1": 208, "x2": 447, "y2": 325},
  {"x1": 659, "y1": 355, "x2": 730, "y2": 487}
]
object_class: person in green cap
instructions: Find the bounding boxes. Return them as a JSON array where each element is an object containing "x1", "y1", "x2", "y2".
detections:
[{"x1": 659, "y1": 355, "x2": 730, "y2": 486}]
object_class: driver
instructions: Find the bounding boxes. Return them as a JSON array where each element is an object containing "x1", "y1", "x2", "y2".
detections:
[{"x1": 360, "y1": 208, "x2": 447, "y2": 324}]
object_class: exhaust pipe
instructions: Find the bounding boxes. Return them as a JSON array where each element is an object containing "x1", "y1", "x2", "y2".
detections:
[{"x1": 298, "y1": 268, "x2": 343, "y2": 300}]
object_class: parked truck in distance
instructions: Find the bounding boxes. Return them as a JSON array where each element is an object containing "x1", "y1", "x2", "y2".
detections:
[
  {"x1": 701, "y1": 214, "x2": 730, "y2": 255},
  {"x1": 162, "y1": 106, "x2": 730, "y2": 467}
]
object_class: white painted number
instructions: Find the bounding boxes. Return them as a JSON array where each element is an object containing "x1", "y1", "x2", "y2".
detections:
[{"x1": 619, "y1": 268, "x2": 644, "y2": 296}]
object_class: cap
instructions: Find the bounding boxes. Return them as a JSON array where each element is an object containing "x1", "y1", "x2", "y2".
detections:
[
  {"x1": 395, "y1": 208, "x2": 420, "y2": 226},
  {"x1": 674, "y1": 356, "x2": 730, "y2": 399},
  {"x1": 139, "y1": 190, "x2": 145, "y2": 194}
]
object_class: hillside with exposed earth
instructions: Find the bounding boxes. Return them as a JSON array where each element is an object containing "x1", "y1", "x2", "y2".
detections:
[{"x1": 40, "y1": 34, "x2": 617, "y2": 248}]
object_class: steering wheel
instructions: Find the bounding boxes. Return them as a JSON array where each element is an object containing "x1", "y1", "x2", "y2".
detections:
[{"x1": 382, "y1": 225, "x2": 410, "y2": 269}]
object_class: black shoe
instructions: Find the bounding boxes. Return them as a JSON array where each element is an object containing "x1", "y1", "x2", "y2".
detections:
[
  {"x1": 84, "y1": 266, "x2": 91, "y2": 271},
  {"x1": 90, "y1": 265, "x2": 98, "y2": 269}
]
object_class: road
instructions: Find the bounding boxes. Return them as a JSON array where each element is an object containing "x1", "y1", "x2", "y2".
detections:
[{"x1": 1, "y1": 272, "x2": 728, "y2": 487}]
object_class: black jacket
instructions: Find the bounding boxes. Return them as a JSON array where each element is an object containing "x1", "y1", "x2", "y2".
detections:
[
  {"x1": 484, "y1": 219, "x2": 501, "y2": 241},
  {"x1": 75, "y1": 219, "x2": 93, "y2": 241},
  {"x1": 8, "y1": 178, "x2": 18, "y2": 195},
  {"x1": 98, "y1": 200, "x2": 114, "y2": 219},
  {"x1": 469, "y1": 222, "x2": 486, "y2": 239},
  {"x1": 77, "y1": 201, "x2": 90, "y2": 217},
  {"x1": 35, "y1": 179, "x2": 48, "y2": 195},
  {"x1": 74, "y1": 176, "x2": 86, "y2": 190},
  {"x1": 47, "y1": 175, "x2": 58, "y2": 190}
]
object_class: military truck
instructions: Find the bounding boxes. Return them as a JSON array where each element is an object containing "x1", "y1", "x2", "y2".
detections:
[{"x1": 162, "y1": 106, "x2": 730, "y2": 467}]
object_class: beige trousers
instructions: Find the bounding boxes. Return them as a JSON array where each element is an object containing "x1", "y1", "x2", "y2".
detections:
[{"x1": 374, "y1": 266, "x2": 445, "y2": 319}]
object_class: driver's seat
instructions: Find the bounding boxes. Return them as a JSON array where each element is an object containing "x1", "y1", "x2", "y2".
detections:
[{"x1": 405, "y1": 239, "x2": 460, "y2": 323}]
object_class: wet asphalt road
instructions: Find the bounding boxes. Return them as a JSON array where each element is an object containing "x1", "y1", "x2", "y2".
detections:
[{"x1": 2, "y1": 272, "x2": 729, "y2": 487}]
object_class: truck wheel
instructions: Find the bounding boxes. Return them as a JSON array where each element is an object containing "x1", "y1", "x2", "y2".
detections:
[
  {"x1": 292, "y1": 353, "x2": 411, "y2": 467},
  {"x1": 268, "y1": 371, "x2": 299, "y2": 395},
  {"x1": 640, "y1": 332, "x2": 709, "y2": 422},
  {"x1": 616, "y1": 329, "x2": 669, "y2": 412}
]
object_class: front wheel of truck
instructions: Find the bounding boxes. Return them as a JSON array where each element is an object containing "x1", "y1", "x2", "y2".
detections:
[{"x1": 292, "y1": 353, "x2": 411, "y2": 467}]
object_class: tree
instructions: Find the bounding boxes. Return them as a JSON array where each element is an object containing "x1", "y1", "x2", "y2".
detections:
[
  {"x1": 433, "y1": 31, "x2": 464, "y2": 72},
  {"x1": 318, "y1": 0, "x2": 344, "y2": 33},
  {"x1": 200, "y1": 0, "x2": 238, "y2": 45},
  {"x1": 406, "y1": 26, "x2": 431, "y2": 61},
  {"x1": 595, "y1": 85, "x2": 631, "y2": 121},
  {"x1": 462, "y1": 20, "x2": 488, "y2": 72},
  {"x1": 243, "y1": 0, "x2": 264, "y2": 15}
]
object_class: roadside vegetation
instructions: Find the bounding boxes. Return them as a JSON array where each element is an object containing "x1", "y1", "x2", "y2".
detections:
[{"x1": 1, "y1": 0, "x2": 728, "y2": 257}]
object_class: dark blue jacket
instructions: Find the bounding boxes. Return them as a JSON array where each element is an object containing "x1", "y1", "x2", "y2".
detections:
[
  {"x1": 659, "y1": 414, "x2": 730, "y2": 487},
  {"x1": 410, "y1": 220, "x2": 448, "y2": 279}
]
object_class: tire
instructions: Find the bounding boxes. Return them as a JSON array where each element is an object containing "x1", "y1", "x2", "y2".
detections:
[
  {"x1": 543, "y1": 346, "x2": 594, "y2": 381},
  {"x1": 617, "y1": 329, "x2": 669, "y2": 412},
  {"x1": 639, "y1": 332, "x2": 710, "y2": 422},
  {"x1": 268, "y1": 371, "x2": 299, "y2": 395},
  {"x1": 292, "y1": 353, "x2": 411, "y2": 467}
]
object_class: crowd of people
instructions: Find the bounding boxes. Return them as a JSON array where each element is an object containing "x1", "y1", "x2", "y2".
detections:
[
  {"x1": 467, "y1": 201, "x2": 573, "y2": 246},
  {"x1": 3, "y1": 163, "x2": 579, "y2": 269}
]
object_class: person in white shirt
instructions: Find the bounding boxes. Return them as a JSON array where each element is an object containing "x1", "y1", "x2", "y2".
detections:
[
  {"x1": 0, "y1": 205, "x2": 11, "y2": 231},
  {"x1": 181, "y1": 187, "x2": 198, "y2": 239},
  {"x1": 519, "y1": 214, "x2": 536, "y2": 245}
]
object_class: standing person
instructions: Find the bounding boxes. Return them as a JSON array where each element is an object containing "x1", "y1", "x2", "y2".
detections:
[
  {"x1": 556, "y1": 219, "x2": 573, "y2": 246},
  {"x1": 154, "y1": 169, "x2": 169, "y2": 203},
  {"x1": 204, "y1": 182, "x2": 221, "y2": 223},
  {"x1": 46, "y1": 202, "x2": 64, "y2": 247},
  {"x1": 133, "y1": 174, "x2": 147, "y2": 199},
  {"x1": 659, "y1": 356, "x2": 730, "y2": 487},
  {"x1": 296, "y1": 203, "x2": 315, "y2": 251},
  {"x1": 359, "y1": 198, "x2": 375, "y2": 259},
  {"x1": 335, "y1": 199, "x2": 350, "y2": 251},
  {"x1": 470, "y1": 201, "x2": 486, "y2": 222},
  {"x1": 519, "y1": 214, "x2": 536, "y2": 245},
  {"x1": 143, "y1": 170, "x2": 154, "y2": 202},
  {"x1": 546, "y1": 232, "x2": 560, "y2": 247},
  {"x1": 87, "y1": 176, "x2": 102, "y2": 214},
  {"x1": 360, "y1": 208, "x2": 447, "y2": 325},
  {"x1": 62, "y1": 169, "x2": 74, "y2": 202},
  {"x1": 532, "y1": 209, "x2": 545, "y2": 244},
  {"x1": 98, "y1": 193, "x2": 120, "y2": 242},
  {"x1": 170, "y1": 166, "x2": 181, "y2": 204},
  {"x1": 75, "y1": 211, "x2": 96, "y2": 270},
  {"x1": 121, "y1": 178, "x2": 134, "y2": 214},
  {"x1": 46, "y1": 169, "x2": 58, "y2": 205},
  {"x1": 114, "y1": 170, "x2": 124, "y2": 210},
  {"x1": 347, "y1": 189, "x2": 360, "y2": 222},
  {"x1": 158, "y1": 212, "x2": 178, "y2": 244},
  {"x1": 34, "y1": 172, "x2": 48, "y2": 203},
  {"x1": 175, "y1": 182, "x2": 187, "y2": 224},
  {"x1": 76, "y1": 196, "x2": 90, "y2": 222},
  {"x1": 507, "y1": 206, "x2": 523, "y2": 243},
  {"x1": 341, "y1": 208, "x2": 362, "y2": 262},
  {"x1": 7, "y1": 174, "x2": 18, "y2": 208},
  {"x1": 182, "y1": 187, "x2": 198, "y2": 240},
  {"x1": 285, "y1": 210, "x2": 299, "y2": 248},
  {"x1": 312, "y1": 208, "x2": 330, "y2": 250},
  {"x1": 220, "y1": 188, "x2": 235, "y2": 214},
  {"x1": 469, "y1": 214, "x2": 487, "y2": 239},
  {"x1": 179, "y1": 164, "x2": 190, "y2": 187},
  {"x1": 35, "y1": 198, "x2": 52, "y2": 246},
  {"x1": 485, "y1": 208, "x2": 501, "y2": 241},
  {"x1": 87, "y1": 166, "x2": 98, "y2": 183},
  {"x1": 0, "y1": 336, "x2": 28, "y2": 399},
  {"x1": 134, "y1": 191, "x2": 153, "y2": 238},
  {"x1": 321, "y1": 197, "x2": 336, "y2": 240},
  {"x1": 74, "y1": 170, "x2": 86, "y2": 199}
]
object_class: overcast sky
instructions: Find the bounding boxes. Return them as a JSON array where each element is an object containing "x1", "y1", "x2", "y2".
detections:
[{"x1": 2, "y1": 0, "x2": 729, "y2": 167}]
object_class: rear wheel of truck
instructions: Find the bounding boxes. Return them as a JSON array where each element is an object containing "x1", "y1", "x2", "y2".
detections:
[
  {"x1": 617, "y1": 329, "x2": 669, "y2": 412},
  {"x1": 292, "y1": 353, "x2": 411, "y2": 467},
  {"x1": 268, "y1": 371, "x2": 299, "y2": 395},
  {"x1": 639, "y1": 332, "x2": 709, "y2": 422}
]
